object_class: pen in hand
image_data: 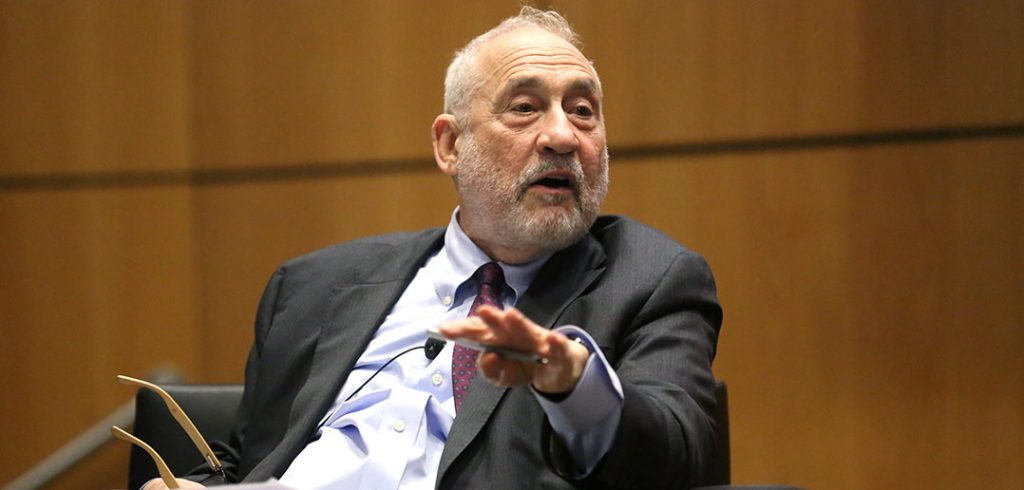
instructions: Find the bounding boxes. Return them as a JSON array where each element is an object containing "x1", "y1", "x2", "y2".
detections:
[{"x1": 426, "y1": 327, "x2": 549, "y2": 364}]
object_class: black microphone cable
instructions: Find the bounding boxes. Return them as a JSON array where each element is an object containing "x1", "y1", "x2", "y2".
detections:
[
  {"x1": 343, "y1": 338, "x2": 448, "y2": 402},
  {"x1": 308, "y1": 338, "x2": 451, "y2": 441}
]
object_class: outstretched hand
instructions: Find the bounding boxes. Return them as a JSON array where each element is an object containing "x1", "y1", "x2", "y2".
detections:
[{"x1": 438, "y1": 306, "x2": 590, "y2": 394}]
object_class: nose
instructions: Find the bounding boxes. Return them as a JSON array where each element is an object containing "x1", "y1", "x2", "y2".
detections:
[{"x1": 536, "y1": 108, "x2": 578, "y2": 155}]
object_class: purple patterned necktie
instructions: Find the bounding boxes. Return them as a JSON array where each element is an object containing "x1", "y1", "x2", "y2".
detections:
[{"x1": 452, "y1": 262, "x2": 506, "y2": 412}]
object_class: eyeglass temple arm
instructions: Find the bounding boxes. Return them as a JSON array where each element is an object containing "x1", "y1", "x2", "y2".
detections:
[
  {"x1": 117, "y1": 375, "x2": 224, "y2": 473},
  {"x1": 111, "y1": 426, "x2": 181, "y2": 489}
]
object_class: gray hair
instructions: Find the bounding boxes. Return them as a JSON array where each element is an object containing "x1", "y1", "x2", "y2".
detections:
[{"x1": 443, "y1": 7, "x2": 589, "y2": 128}]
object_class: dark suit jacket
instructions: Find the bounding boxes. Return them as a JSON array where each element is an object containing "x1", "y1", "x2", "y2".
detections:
[{"x1": 195, "y1": 215, "x2": 723, "y2": 489}]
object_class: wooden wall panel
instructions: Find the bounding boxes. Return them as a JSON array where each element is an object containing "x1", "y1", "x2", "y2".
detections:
[
  {"x1": 940, "y1": 0, "x2": 1024, "y2": 125},
  {"x1": 0, "y1": 1, "x2": 190, "y2": 176},
  {"x1": 842, "y1": 143, "x2": 1023, "y2": 489},
  {"x1": 187, "y1": 0, "x2": 523, "y2": 169},
  {"x1": 187, "y1": 0, "x2": 1024, "y2": 169},
  {"x1": 557, "y1": 0, "x2": 1024, "y2": 147},
  {"x1": 0, "y1": 187, "x2": 200, "y2": 487},
  {"x1": 45, "y1": 442, "x2": 128, "y2": 490},
  {"x1": 192, "y1": 169, "x2": 455, "y2": 379},
  {"x1": 602, "y1": 138, "x2": 1024, "y2": 489}
]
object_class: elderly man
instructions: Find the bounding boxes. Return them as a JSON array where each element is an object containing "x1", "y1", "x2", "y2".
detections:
[{"x1": 149, "y1": 7, "x2": 722, "y2": 490}]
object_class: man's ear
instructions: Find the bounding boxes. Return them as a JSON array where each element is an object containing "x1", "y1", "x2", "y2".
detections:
[{"x1": 432, "y1": 114, "x2": 461, "y2": 177}]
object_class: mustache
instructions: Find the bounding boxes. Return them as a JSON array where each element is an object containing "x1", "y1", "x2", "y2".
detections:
[{"x1": 514, "y1": 156, "x2": 585, "y2": 200}]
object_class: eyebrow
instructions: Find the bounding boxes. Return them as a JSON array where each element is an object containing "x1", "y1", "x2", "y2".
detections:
[
  {"x1": 567, "y1": 78, "x2": 600, "y2": 95},
  {"x1": 493, "y1": 76, "x2": 544, "y2": 108},
  {"x1": 506, "y1": 76, "x2": 544, "y2": 92},
  {"x1": 492, "y1": 76, "x2": 601, "y2": 110}
]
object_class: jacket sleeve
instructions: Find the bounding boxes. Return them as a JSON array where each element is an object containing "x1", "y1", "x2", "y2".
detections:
[
  {"x1": 546, "y1": 250, "x2": 723, "y2": 489},
  {"x1": 184, "y1": 267, "x2": 286, "y2": 485}
]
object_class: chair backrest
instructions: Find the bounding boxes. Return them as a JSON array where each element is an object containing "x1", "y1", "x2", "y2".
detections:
[
  {"x1": 707, "y1": 379, "x2": 731, "y2": 485},
  {"x1": 127, "y1": 382, "x2": 732, "y2": 488},
  {"x1": 127, "y1": 384, "x2": 243, "y2": 490}
]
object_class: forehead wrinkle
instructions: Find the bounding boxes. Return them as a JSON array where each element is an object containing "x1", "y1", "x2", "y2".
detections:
[
  {"x1": 488, "y1": 57, "x2": 599, "y2": 101},
  {"x1": 493, "y1": 43, "x2": 587, "y2": 67},
  {"x1": 497, "y1": 75, "x2": 600, "y2": 100},
  {"x1": 482, "y1": 31, "x2": 596, "y2": 77},
  {"x1": 491, "y1": 48, "x2": 595, "y2": 83},
  {"x1": 474, "y1": 29, "x2": 602, "y2": 114}
]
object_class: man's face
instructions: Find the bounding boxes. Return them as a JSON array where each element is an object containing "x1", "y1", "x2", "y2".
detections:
[{"x1": 453, "y1": 28, "x2": 609, "y2": 258}]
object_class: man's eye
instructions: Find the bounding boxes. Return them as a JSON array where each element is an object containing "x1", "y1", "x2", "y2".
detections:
[
  {"x1": 511, "y1": 103, "x2": 535, "y2": 113},
  {"x1": 572, "y1": 105, "x2": 594, "y2": 117}
]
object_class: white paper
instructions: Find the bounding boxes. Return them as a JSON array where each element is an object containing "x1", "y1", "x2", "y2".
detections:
[{"x1": 224, "y1": 478, "x2": 298, "y2": 489}]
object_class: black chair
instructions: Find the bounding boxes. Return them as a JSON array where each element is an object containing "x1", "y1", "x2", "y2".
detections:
[
  {"x1": 708, "y1": 380, "x2": 731, "y2": 485},
  {"x1": 127, "y1": 384, "x2": 243, "y2": 490},
  {"x1": 695, "y1": 382, "x2": 805, "y2": 490},
  {"x1": 127, "y1": 381, "x2": 799, "y2": 489}
]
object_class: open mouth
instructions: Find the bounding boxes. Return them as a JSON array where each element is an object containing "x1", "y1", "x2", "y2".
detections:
[
  {"x1": 529, "y1": 173, "x2": 575, "y2": 191},
  {"x1": 534, "y1": 176, "x2": 571, "y2": 189}
]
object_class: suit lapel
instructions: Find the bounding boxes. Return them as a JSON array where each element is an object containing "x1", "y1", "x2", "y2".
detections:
[
  {"x1": 437, "y1": 233, "x2": 607, "y2": 480},
  {"x1": 250, "y1": 229, "x2": 445, "y2": 480}
]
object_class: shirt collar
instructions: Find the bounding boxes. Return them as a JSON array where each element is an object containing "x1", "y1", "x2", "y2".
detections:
[{"x1": 431, "y1": 207, "x2": 552, "y2": 308}]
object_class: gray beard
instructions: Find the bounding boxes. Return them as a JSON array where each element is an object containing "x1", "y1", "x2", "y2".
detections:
[{"x1": 455, "y1": 134, "x2": 608, "y2": 254}]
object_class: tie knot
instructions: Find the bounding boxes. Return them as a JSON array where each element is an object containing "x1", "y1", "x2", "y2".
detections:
[{"x1": 474, "y1": 262, "x2": 505, "y2": 289}]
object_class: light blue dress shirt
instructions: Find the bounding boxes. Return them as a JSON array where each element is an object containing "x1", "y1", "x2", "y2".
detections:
[{"x1": 279, "y1": 210, "x2": 623, "y2": 489}]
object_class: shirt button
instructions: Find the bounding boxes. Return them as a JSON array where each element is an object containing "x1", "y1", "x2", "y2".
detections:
[
  {"x1": 443, "y1": 295, "x2": 452, "y2": 306},
  {"x1": 431, "y1": 372, "x2": 444, "y2": 386},
  {"x1": 392, "y1": 420, "x2": 406, "y2": 433}
]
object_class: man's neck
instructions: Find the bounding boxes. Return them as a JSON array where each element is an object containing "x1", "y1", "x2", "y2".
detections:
[
  {"x1": 474, "y1": 240, "x2": 548, "y2": 265},
  {"x1": 455, "y1": 215, "x2": 547, "y2": 265}
]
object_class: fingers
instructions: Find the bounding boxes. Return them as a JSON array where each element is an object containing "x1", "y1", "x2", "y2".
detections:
[
  {"x1": 438, "y1": 315, "x2": 491, "y2": 341},
  {"x1": 481, "y1": 307, "x2": 545, "y2": 351},
  {"x1": 545, "y1": 329, "x2": 574, "y2": 360},
  {"x1": 478, "y1": 350, "x2": 532, "y2": 386},
  {"x1": 440, "y1": 306, "x2": 542, "y2": 349},
  {"x1": 438, "y1": 306, "x2": 587, "y2": 391}
]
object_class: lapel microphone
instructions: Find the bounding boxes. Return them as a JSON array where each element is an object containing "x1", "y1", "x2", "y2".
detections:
[{"x1": 424, "y1": 338, "x2": 446, "y2": 360}]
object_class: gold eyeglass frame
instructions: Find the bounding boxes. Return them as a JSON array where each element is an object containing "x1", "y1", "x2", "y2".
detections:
[
  {"x1": 110, "y1": 426, "x2": 180, "y2": 489},
  {"x1": 111, "y1": 374, "x2": 226, "y2": 488}
]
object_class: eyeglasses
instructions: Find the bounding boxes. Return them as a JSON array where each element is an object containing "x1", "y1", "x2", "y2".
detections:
[
  {"x1": 111, "y1": 375, "x2": 225, "y2": 488},
  {"x1": 110, "y1": 426, "x2": 180, "y2": 489}
]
